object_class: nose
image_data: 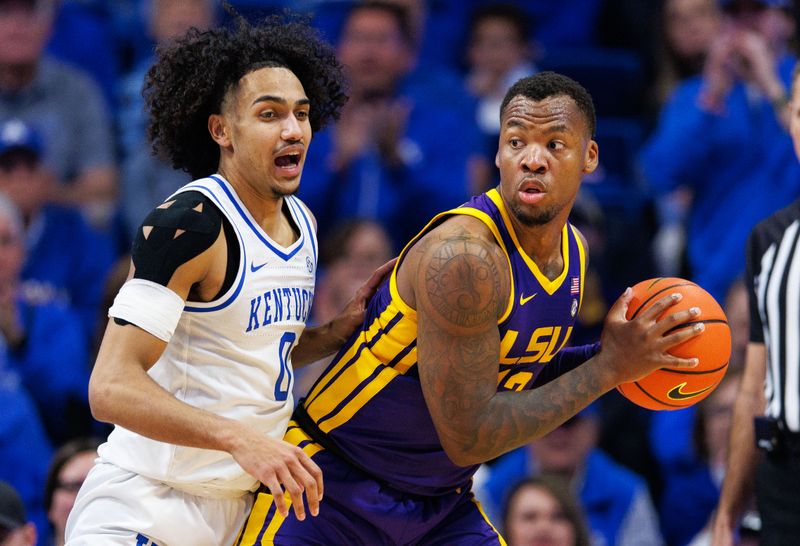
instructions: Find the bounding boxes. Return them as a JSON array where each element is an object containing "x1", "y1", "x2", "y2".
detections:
[
  {"x1": 281, "y1": 114, "x2": 304, "y2": 142},
  {"x1": 522, "y1": 144, "x2": 547, "y2": 174}
]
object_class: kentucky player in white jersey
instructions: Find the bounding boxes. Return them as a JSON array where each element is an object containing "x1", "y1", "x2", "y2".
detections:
[{"x1": 65, "y1": 13, "x2": 390, "y2": 546}]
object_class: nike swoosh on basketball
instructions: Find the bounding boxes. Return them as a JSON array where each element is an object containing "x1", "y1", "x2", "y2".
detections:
[
  {"x1": 519, "y1": 293, "x2": 537, "y2": 305},
  {"x1": 250, "y1": 261, "x2": 268, "y2": 273},
  {"x1": 667, "y1": 382, "x2": 713, "y2": 401}
]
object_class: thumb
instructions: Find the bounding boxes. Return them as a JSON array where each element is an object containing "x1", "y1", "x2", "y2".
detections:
[{"x1": 608, "y1": 287, "x2": 633, "y2": 321}]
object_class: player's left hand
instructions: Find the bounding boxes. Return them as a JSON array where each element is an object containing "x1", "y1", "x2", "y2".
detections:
[{"x1": 329, "y1": 258, "x2": 396, "y2": 342}]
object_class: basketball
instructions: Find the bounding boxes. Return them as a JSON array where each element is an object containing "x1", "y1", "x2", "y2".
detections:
[{"x1": 616, "y1": 277, "x2": 731, "y2": 411}]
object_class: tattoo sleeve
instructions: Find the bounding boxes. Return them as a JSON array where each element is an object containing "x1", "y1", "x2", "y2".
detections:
[{"x1": 415, "y1": 227, "x2": 613, "y2": 466}]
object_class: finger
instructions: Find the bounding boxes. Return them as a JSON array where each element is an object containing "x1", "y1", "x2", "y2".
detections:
[
  {"x1": 289, "y1": 458, "x2": 321, "y2": 517},
  {"x1": 638, "y1": 292, "x2": 682, "y2": 321},
  {"x1": 276, "y1": 468, "x2": 307, "y2": 521},
  {"x1": 263, "y1": 476, "x2": 290, "y2": 519},
  {"x1": 653, "y1": 306, "x2": 702, "y2": 336},
  {"x1": 298, "y1": 452, "x2": 324, "y2": 507},
  {"x1": 367, "y1": 258, "x2": 397, "y2": 288},
  {"x1": 661, "y1": 322, "x2": 705, "y2": 357}
]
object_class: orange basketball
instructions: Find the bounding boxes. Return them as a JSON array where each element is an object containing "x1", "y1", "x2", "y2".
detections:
[{"x1": 616, "y1": 277, "x2": 731, "y2": 411}]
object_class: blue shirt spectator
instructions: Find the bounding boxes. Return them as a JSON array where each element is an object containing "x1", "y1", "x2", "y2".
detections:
[
  {"x1": 480, "y1": 447, "x2": 664, "y2": 546},
  {"x1": 640, "y1": 0, "x2": 800, "y2": 302}
]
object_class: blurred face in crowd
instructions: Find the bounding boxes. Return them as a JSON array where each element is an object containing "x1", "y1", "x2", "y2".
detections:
[
  {"x1": 0, "y1": 151, "x2": 50, "y2": 220},
  {"x1": 338, "y1": 7, "x2": 413, "y2": 99},
  {"x1": 531, "y1": 414, "x2": 597, "y2": 475},
  {"x1": 505, "y1": 484, "x2": 578, "y2": 546},
  {"x1": 0, "y1": 0, "x2": 54, "y2": 68},
  {"x1": 496, "y1": 94, "x2": 598, "y2": 228},
  {"x1": 48, "y1": 450, "x2": 95, "y2": 543},
  {"x1": 468, "y1": 16, "x2": 528, "y2": 80},
  {"x1": 664, "y1": 0, "x2": 721, "y2": 60},
  {"x1": 150, "y1": 0, "x2": 215, "y2": 44},
  {"x1": 701, "y1": 374, "x2": 740, "y2": 466}
]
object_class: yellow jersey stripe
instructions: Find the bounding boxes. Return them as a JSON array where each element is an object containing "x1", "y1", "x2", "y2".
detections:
[{"x1": 472, "y1": 496, "x2": 508, "y2": 546}]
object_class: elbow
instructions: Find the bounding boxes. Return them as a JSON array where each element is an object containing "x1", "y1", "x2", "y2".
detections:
[
  {"x1": 88, "y1": 376, "x2": 115, "y2": 423},
  {"x1": 440, "y1": 436, "x2": 486, "y2": 467}
]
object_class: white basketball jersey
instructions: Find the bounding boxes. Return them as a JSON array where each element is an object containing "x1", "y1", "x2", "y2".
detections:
[{"x1": 99, "y1": 175, "x2": 317, "y2": 497}]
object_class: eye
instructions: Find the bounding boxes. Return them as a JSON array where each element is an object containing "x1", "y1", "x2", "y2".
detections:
[
  {"x1": 548, "y1": 140, "x2": 564, "y2": 150},
  {"x1": 509, "y1": 138, "x2": 524, "y2": 148},
  {"x1": 260, "y1": 110, "x2": 276, "y2": 120},
  {"x1": 295, "y1": 110, "x2": 309, "y2": 121}
]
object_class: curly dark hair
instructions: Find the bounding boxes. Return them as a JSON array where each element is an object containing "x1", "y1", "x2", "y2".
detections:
[
  {"x1": 500, "y1": 71, "x2": 596, "y2": 138},
  {"x1": 144, "y1": 11, "x2": 347, "y2": 179}
]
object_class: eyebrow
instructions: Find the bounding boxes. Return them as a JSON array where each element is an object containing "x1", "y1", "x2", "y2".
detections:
[
  {"x1": 251, "y1": 95, "x2": 311, "y2": 107},
  {"x1": 503, "y1": 120, "x2": 570, "y2": 134}
]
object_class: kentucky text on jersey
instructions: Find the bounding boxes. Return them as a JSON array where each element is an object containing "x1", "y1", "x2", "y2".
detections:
[{"x1": 246, "y1": 287, "x2": 314, "y2": 332}]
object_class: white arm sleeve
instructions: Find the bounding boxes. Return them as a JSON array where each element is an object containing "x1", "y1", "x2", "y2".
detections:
[{"x1": 108, "y1": 278, "x2": 185, "y2": 342}]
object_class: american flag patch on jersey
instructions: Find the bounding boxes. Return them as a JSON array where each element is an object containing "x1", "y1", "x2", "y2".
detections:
[{"x1": 571, "y1": 276, "x2": 580, "y2": 294}]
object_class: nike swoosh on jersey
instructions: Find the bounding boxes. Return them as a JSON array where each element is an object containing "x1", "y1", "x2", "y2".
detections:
[
  {"x1": 250, "y1": 261, "x2": 268, "y2": 273},
  {"x1": 666, "y1": 382, "x2": 713, "y2": 401},
  {"x1": 519, "y1": 293, "x2": 537, "y2": 305}
]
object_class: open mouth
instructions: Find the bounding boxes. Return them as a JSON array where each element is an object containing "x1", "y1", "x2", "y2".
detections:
[{"x1": 275, "y1": 153, "x2": 301, "y2": 167}]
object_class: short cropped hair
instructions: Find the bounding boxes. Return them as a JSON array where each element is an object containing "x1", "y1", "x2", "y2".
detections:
[
  {"x1": 145, "y1": 11, "x2": 347, "y2": 179},
  {"x1": 500, "y1": 71, "x2": 596, "y2": 138}
]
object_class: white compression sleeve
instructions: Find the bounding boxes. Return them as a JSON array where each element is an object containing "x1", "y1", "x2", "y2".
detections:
[{"x1": 108, "y1": 279, "x2": 185, "y2": 342}]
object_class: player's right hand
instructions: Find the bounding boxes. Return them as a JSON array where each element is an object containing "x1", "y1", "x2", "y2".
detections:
[
  {"x1": 230, "y1": 431, "x2": 323, "y2": 521},
  {"x1": 598, "y1": 288, "x2": 705, "y2": 385}
]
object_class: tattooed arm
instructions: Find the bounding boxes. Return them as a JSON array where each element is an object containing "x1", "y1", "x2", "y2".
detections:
[{"x1": 408, "y1": 217, "x2": 705, "y2": 466}]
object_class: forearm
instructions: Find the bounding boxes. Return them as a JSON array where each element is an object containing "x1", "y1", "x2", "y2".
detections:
[
  {"x1": 716, "y1": 387, "x2": 761, "y2": 524},
  {"x1": 89, "y1": 363, "x2": 248, "y2": 453},
  {"x1": 447, "y1": 354, "x2": 617, "y2": 465},
  {"x1": 291, "y1": 321, "x2": 351, "y2": 368}
]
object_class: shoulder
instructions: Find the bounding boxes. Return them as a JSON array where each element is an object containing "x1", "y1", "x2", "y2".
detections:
[
  {"x1": 410, "y1": 214, "x2": 511, "y2": 332},
  {"x1": 131, "y1": 191, "x2": 225, "y2": 287}
]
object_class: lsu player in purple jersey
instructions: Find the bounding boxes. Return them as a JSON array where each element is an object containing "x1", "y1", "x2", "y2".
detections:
[{"x1": 237, "y1": 72, "x2": 707, "y2": 545}]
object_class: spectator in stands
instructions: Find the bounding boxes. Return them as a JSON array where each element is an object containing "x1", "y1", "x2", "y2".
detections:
[
  {"x1": 0, "y1": 0, "x2": 117, "y2": 226},
  {"x1": 0, "y1": 119, "x2": 112, "y2": 379},
  {"x1": 0, "y1": 481, "x2": 37, "y2": 546},
  {"x1": 296, "y1": 1, "x2": 480, "y2": 248},
  {"x1": 0, "y1": 374, "x2": 51, "y2": 543},
  {"x1": 655, "y1": 371, "x2": 742, "y2": 546},
  {"x1": 44, "y1": 438, "x2": 102, "y2": 546},
  {"x1": 479, "y1": 405, "x2": 664, "y2": 546},
  {"x1": 117, "y1": 0, "x2": 216, "y2": 236},
  {"x1": 640, "y1": 0, "x2": 800, "y2": 303},
  {"x1": 46, "y1": 0, "x2": 118, "y2": 112},
  {"x1": 654, "y1": 0, "x2": 723, "y2": 106},
  {"x1": 464, "y1": 3, "x2": 536, "y2": 193},
  {"x1": 0, "y1": 188, "x2": 91, "y2": 445},
  {"x1": 649, "y1": 0, "x2": 722, "y2": 280},
  {"x1": 502, "y1": 476, "x2": 591, "y2": 546}
]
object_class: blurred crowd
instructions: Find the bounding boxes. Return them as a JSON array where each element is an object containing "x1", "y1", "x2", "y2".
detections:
[{"x1": 0, "y1": 0, "x2": 797, "y2": 544}]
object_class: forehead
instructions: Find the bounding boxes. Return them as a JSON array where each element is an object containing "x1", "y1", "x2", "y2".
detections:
[
  {"x1": 230, "y1": 66, "x2": 308, "y2": 106},
  {"x1": 501, "y1": 94, "x2": 588, "y2": 135}
]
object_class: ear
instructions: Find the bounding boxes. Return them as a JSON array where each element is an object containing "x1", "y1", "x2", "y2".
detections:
[
  {"x1": 582, "y1": 139, "x2": 599, "y2": 174},
  {"x1": 208, "y1": 114, "x2": 231, "y2": 148},
  {"x1": 495, "y1": 149, "x2": 501, "y2": 171}
]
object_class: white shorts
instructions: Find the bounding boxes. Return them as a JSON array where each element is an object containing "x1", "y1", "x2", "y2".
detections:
[{"x1": 65, "y1": 461, "x2": 253, "y2": 546}]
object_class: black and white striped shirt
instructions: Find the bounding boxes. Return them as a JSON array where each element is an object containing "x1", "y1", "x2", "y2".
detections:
[{"x1": 747, "y1": 198, "x2": 800, "y2": 432}]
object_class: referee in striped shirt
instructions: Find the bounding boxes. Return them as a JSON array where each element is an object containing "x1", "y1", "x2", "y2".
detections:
[{"x1": 711, "y1": 64, "x2": 800, "y2": 546}]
